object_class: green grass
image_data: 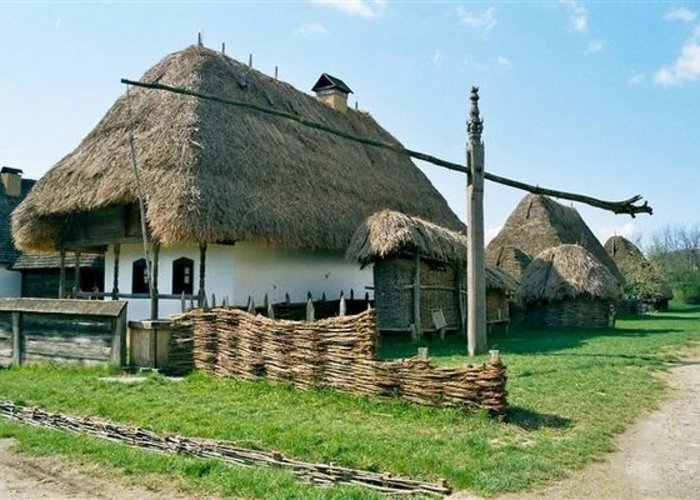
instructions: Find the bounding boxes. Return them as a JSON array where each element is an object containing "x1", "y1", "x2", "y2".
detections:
[{"x1": 1, "y1": 303, "x2": 699, "y2": 497}]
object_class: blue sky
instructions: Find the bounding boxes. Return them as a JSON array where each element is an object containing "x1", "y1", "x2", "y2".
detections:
[{"x1": 1, "y1": 1, "x2": 699, "y2": 248}]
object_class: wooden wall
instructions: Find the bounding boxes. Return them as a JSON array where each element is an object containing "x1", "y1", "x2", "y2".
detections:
[{"x1": 20, "y1": 269, "x2": 104, "y2": 298}]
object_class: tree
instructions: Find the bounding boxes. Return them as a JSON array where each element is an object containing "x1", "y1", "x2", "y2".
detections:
[{"x1": 647, "y1": 224, "x2": 700, "y2": 304}]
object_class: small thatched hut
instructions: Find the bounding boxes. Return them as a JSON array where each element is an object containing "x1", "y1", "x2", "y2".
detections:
[
  {"x1": 347, "y1": 210, "x2": 519, "y2": 334},
  {"x1": 520, "y1": 244, "x2": 623, "y2": 329},
  {"x1": 486, "y1": 244, "x2": 532, "y2": 280},
  {"x1": 605, "y1": 236, "x2": 673, "y2": 311},
  {"x1": 487, "y1": 194, "x2": 625, "y2": 283},
  {"x1": 11, "y1": 45, "x2": 462, "y2": 320}
]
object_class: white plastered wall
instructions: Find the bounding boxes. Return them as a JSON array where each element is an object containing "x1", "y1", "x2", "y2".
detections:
[{"x1": 105, "y1": 241, "x2": 372, "y2": 321}]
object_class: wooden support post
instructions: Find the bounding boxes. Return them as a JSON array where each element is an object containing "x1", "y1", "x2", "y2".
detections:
[
  {"x1": 456, "y1": 263, "x2": 466, "y2": 337},
  {"x1": 111, "y1": 308, "x2": 127, "y2": 366},
  {"x1": 58, "y1": 250, "x2": 66, "y2": 299},
  {"x1": 180, "y1": 291, "x2": 186, "y2": 313},
  {"x1": 198, "y1": 242, "x2": 207, "y2": 307},
  {"x1": 247, "y1": 296, "x2": 255, "y2": 314},
  {"x1": 11, "y1": 312, "x2": 22, "y2": 366},
  {"x1": 412, "y1": 252, "x2": 422, "y2": 341},
  {"x1": 466, "y1": 87, "x2": 487, "y2": 356},
  {"x1": 211, "y1": 293, "x2": 216, "y2": 308},
  {"x1": 150, "y1": 241, "x2": 159, "y2": 320},
  {"x1": 306, "y1": 293, "x2": 315, "y2": 322},
  {"x1": 72, "y1": 251, "x2": 81, "y2": 295},
  {"x1": 112, "y1": 243, "x2": 120, "y2": 300}
]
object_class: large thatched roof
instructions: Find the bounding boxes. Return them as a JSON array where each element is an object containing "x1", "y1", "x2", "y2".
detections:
[
  {"x1": 520, "y1": 244, "x2": 623, "y2": 304},
  {"x1": 487, "y1": 194, "x2": 625, "y2": 283},
  {"x1": 604, "y1": 236, "x2": 673, "y2": 301},
  {"x1": 12, "y1": 45, "x2": 462, "y2": 252},
  {"x1": 485, "y1": 244, "x2": 532, "y2": 280},
  {"x1": 346, "y1": 209, "x2": 519, "y2": 292}
]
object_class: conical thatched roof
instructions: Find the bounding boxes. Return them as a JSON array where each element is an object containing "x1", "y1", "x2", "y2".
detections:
[
  {"x1": 487, "y1": 194, "x2": 625, "y2": 283},
  {"x1": 604, "y1": 236, "x2": 673, "y2": 301},
  {"x1": 12, "y1": 45, "x2": 462, "y2": 252},
  {"x1": 346, "y1": 209, "x2": 519, "y2": 292},
  {"x1": 486, "y1": 244, "x2": 532, "y2": 280},
  {"x1": 520, "y1": 244, "x2": 623, "y2": 304}
]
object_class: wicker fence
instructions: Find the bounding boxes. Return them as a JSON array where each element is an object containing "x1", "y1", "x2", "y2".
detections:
[{"x1": 171, "y1": 308, "x2": 508, "y2": 415}]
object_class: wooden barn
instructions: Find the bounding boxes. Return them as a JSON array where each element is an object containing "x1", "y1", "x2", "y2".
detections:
[
  {"x1": 605, "y1": 235, "x2": 673, "y2": 311},
  {"x1": 347, "y1": 210, "x2": 519, "y2": 335},
  {"x1": 11, "y1": 45, "x2": 462, "y2": 321},
  {"x1": 519, "y1": 244, "x2": 623, "y2": 329},
  {"x1": 487, "y1": 194, "x2": 625, "y2": 283},
  {"x1": 11, "y1": 252, "x2": 104, "y2": 298}
]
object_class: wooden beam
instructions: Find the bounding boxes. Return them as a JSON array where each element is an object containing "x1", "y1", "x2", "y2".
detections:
[
  {"x1": 122, "y1": 78, "x2": 653, "y2": 217},
  {"x1": 466, "y1": 87, "x2": 487, "y2": 356},
  {"x1": 198, "y1": 242, "x2": 207, "y2": 307},
  {"x1": 150, "y1": 241, "x2": 159, "y2": 320},
  {"x1": 112, "y1": 243, "x2": 120, "y2": 300},
  {"x1": 58, "y1": 250, "x2": 66, "y2": 299},
  {"x1": 72, "y1": 251, "x2": 81, "y2": 295}
]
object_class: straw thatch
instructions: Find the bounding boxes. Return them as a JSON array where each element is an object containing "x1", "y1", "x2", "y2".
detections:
[
  {"x1": 346, "y1": 209, "x2": 518, "y2": 292},
  {"x1": 486, "y1": 245, "x2": 532, "y2": 280},
  {"x1": 487, "y1": 194, "x2": 625, "y2": 283},
  {"x1": 12, "y1": 45, "x2": 461, "y2": 252},
  {"x1": 604, "y1": 235, "x2": 673, "y2": 302},
  {"x1": 520, "y1": 244, "x2": 623, "y2": 304}
]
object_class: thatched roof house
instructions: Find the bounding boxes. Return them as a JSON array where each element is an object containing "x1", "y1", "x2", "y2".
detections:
[
  {"x1": 487, "y1": 194, "x2": 624, "y2": 283},
  {"x1": 12, "y1": 45, "x2": 461, "y2": 253},
  {"x1": 485, "y1": 244, "x2": 532, "y2": 280},
  {"x1": 604, "y1": 235, "x2": 673, "y2": 308},
  {"x1": 11, "y1": 45, "x2": 462, "y2": 320},
  {"x1": 520, "y1": 244, "x2": 623, "y2": 328},
  {"x1": 347, "y1": 210, "x2": 518, "y2": 334}
]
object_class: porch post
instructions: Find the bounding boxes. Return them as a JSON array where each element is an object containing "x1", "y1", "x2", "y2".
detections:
[
  {"x1": 150, "y1": 241, "x2": 159, "y2": 320},
  {"x1": 72, "y1": 251, "x2": 81, "y2": 296},
  {"x1": 112, "y1": 243, "x2": 120, "y2": 300},
  {"x1": 58, "y1": 250, "x2": 66, "y2": 298},
  {"x1": 198, "y1": 242, "x2": 207, "y2": 307}
]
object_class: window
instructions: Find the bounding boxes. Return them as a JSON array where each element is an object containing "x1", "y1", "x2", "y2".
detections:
[
  {"x1": 172, "y1": 257, "x2": 194, "y2": 295},
  {"x1": 132, "y1": 258, "x2": 149, "y2": 294}
]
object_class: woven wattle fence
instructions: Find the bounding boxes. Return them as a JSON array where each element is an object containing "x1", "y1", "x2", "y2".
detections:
[{"x1": 171, "y1": 308, "x2": 508, "y2": 415}]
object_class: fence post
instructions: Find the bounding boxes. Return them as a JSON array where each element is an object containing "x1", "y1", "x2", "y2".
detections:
[
  {"x1": 111, "y1": 308, "x2": 127, "y2": 366},
  {"x1": 247, "y1": 296, "x2": 256, "y2": 314},
  {"x1": 11, "y1": 312, "x2": 22, "y2": 366},
  {"x1": 339, "y1": 291, "x2": 346, "y2": 317},
  {"x1": 306, "y1": 293, "x2": 315, "y2": 322}
]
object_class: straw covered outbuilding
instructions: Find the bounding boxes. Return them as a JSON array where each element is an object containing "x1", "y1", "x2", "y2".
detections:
[
  {"x1": 347, "y1": 210, "x2": 519, "y2": 333},
  {"x1": 12, "y1": 45, "x2": 461, "y2": 253},
  {"x1": 519, "y1": 244, "x2": 623, "y2": 328},
  {"x1": 604, "y1": 235, "x2": 673, "y2": 310},
  {"x1": 486, "y1": 245, "x2": 532, "y2": 280},
  {"x1": 487, "y1": 194, "x2": 624, "y2": 283}
]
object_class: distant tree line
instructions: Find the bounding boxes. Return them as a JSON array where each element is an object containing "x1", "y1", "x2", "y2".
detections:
[{"x1": 646, "y1": 224, "x2": 700, "y2": 304}]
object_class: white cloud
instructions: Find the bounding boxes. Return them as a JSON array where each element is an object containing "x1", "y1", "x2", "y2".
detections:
[
  {"x1": 628, "y1": 71, "x2": 645, "y2": 84},
  {"x1": 601, "y1": 222, "x2": 637, "y2": 241},
  {"x1": 456, "y1": 6, "x2": 497, "y2": 33},
  {"x1": 485, "y1": 226, "x2": 502, "y2": 245},
  {"x1": 294, "y1": 23, "x2": 328, "y2": 36},
  {"x1": 497, "y1": 55, "x2": 511, "y2": 68},
  {"x1": 664, "y1": 7, "x2": 697, "y2": 23},
  {"x1": 311, "y1": 0, "x2": 386, "y2": 19},
  {"x1": 584, "y1": 39, "x2": 604, "y2": 54},
  {"x1": 559, "y1": 0, "x2": 588, "y2": 33},
  {"x1": 655, "y1": 30, "x2": 700, "y2": 86}
]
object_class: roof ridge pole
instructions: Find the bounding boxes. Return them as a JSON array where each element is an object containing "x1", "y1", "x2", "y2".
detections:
[{"x1": 467, "y1": 86, "x2": 487, "y2": 356}]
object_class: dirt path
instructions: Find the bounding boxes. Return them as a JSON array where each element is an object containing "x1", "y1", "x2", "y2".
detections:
[
  {"x1": 497, "y1": 357, "x2": 700, "y2": 500},
  {"x1": 0, "y1": 439, "x2": 195, "y2": 499}
]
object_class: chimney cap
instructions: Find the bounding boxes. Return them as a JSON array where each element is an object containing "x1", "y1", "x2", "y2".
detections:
[
  {"x1": 1, "y1": 166, "x2": 23, "y2": 175},
  {"x1": 312, "y1": 73, "x2": 353, "y2": 95}
]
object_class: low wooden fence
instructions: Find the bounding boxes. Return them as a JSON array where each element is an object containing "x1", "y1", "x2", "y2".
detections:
[
  {"x1": 0, "y1": 401, "x2": 451, "y2": 496},
  {"x1": 0, "y1": 298, "x2": 127, "y2": 367},
  {"x1": 171, "y1": 308, "x2": 508, "y2": 415}
]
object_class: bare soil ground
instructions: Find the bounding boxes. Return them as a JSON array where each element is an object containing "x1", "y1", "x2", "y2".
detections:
[{"x1": 2, "y1": 354, "x2": 699, "y2": 499}]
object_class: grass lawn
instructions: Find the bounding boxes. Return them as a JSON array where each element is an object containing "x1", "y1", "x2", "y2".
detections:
[{"x1": 1, "y1": 303, "x2": 699, "y2": 498}]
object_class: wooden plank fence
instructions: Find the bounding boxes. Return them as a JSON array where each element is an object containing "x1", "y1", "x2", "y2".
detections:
[{"x1": 0, "y1": 298, "x2": 127, "y2": 367}]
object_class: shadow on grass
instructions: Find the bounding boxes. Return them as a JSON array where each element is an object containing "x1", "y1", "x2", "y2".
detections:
[{"x1": 506, "y1": 407, "x2": 572, "y2": 430}]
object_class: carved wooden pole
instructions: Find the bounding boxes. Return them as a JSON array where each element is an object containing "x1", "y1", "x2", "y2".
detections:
[
  {"x1": 150, "y1": 241, "x2": 159, "y2": 320},
  {"x1": 58, "y1": 250, "x2": 66, "y2": 299},
  {"x1": 467, "y1": 87, "x2": 487, "y2": 356},
  {"x1": 112, "y1": 243, "x2": 120, "y2": 300},
  {"x1": 198, "y1": 242, "x2": 207, "y2": 307}
]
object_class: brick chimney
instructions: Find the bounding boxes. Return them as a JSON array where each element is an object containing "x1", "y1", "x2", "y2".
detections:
[
  {"x1": 1, "y1": 167, "x2": 22, "y2": 197},
  {"x1": 311, "y1": 73, "x2": 353, "y2": 112}
]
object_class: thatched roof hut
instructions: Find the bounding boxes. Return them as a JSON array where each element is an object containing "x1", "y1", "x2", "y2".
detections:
[
  {"x1": 12, "y1": 45, "x2": 461, "y2": 253},
  {"x1": 520, "y1": 244, "x2": 623, "y2": 328},
  {"x1": 347, "y1": 210, "x2": 518, "y2": 333},
  {"x1": 347, "y1": 210, "x2": 519, "y2": 292},
  {"x1": 604, "y1": 235, "x2": 673, "y2": 306},
  {"x1": 487, "y1": 194, "x2": 624, "y2": 283},
  {"x1": 486, "y1": 244, "x2": 532, "y2": 280}
]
